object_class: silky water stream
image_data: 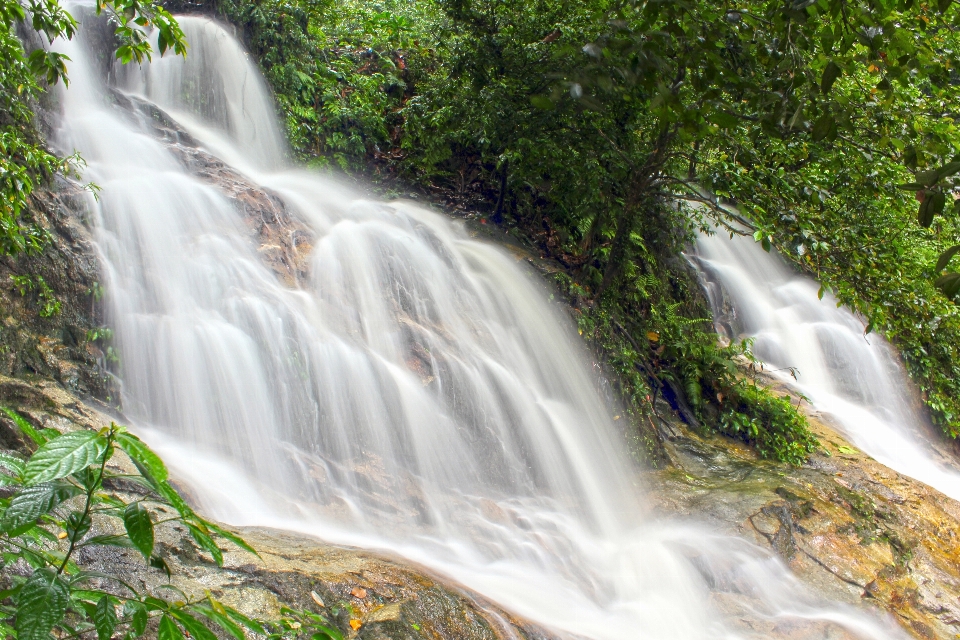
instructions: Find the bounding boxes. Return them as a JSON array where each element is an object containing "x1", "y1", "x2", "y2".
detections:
[
  {"x1": 693, "y1": 230, "x2": 960, "y2": 503},
  {"x1": 50, "y1": 13, "x2": 909, "y2": 639}
]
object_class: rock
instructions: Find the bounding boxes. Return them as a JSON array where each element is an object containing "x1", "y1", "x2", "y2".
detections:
[
  {"x1": 112, "y1": 91, "x2": 315, "y2": 288},
  {"x1": 649, "y1": 397, "x2": 960, "y2": 639},
  {"x1": 0, "y1": 383, "x2": 558, "y2": 640}
]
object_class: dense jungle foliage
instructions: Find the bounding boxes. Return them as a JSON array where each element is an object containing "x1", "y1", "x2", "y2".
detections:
[
  {"x1": 7, "y1": 0, "x2": 960, "y2": 463},
  {"x1": 184, "y1": 0, "x2": 960, "y2": 460}
]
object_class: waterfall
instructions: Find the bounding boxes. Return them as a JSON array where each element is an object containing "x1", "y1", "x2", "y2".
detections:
[
  {"x1": 693, "y1": 230, "x2": 960, "y2": 501},
  {"x1": 51, "y1": 13, "x2": 905, "y2": 638}
]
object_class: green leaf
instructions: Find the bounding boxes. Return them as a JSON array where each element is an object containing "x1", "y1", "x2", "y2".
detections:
[
  {"x1": 917, "y1": 169, "x2": 940, "y2": 186},
  {"x1": 190, "y1": 603, "x2": 245, "y2": 640},
  {"x1": 149, "y1": 555, "x2": 172, "y2": 578},
  {"x1": 917, "y1": 191, "x2": 944, "y2": 227},
  {"x1": 123, "y1": 502, "x2": 154, "y2": 560},
  {"x1": 206, "y1": 522, "x2": 259, "y2": 556},
  {"x1": 116, "y1": 431, "x2": 168, "y2": 482},
  {"x1": 529, "y1": 95, "x2": 554, "y2": 110},
  {"x1": 310, "y1": 623, "x2": 345, "y2": 640},
  {"x1": 0, "y1": 452, "x2": 25, "y2": 480},
  {"x1": 837, "y1": 445, "x2": 857, "y2": 454},
  {"x1": 66, "y1": 510, "x2": 92, "y2": 541},
  {"x1": 936, "y1": 245, "x2": 960, "y2": 272},
  {"x1": 155, "y1": 480, "x2": 194, "y2": 518},
  {"x1": 159, "y1": 615, "x2": 185, "y2": 640},
  {"x1": 186, "y1": 522, "x2": 224, "y2": 566},
  {"x1": 2, "y1": 482, "x2": 82, "y2": 536},
  {"x1": 937, "y1": 161, "x2": 960, "y2": 180},
  {"x1": 124, "y1": 601, "x2": 148, "y2": 637},
  {"x1": 707, "y1": 111, "x2": 739, "y2": 128},
  {"x1": 223, "y1": 604, "x2": 267, "y2": 635},
  {"x1": 82, "y1": 534, "x2": 136, "y2": 549},
  {"x1": 935, "y1": 272, "x2": 960, "y2": 300},
  {"x1": 811, "y1": 114, "x2": 834, "y2": 141},
  {"x1": 895, "y1": 182, "x2": 925, "y2": 191},
  {"x1": 94, "y1": 595, "x2": 118, "y2": 640},
  {"x1": 16, "y1": 568, "x2": 69, "y2": 640},
  {"x1": 820, "y1": 61, "x2": 842, "y2": 94},
  {"x1": 2, "y1": 407, "x2": 46, "y2": 445},
  {"x1": 170, "y1": 610, "x2": 219, "y2": 640},
  {"x1": 24, "y1": 431, "x2": 107, "y2": 485}
]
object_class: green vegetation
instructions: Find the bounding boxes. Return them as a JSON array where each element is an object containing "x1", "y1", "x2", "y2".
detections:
[
  {"x1": 11, "y1": 274, "x2": 60, "y2": 317},
  {"x1": 187, "y1": 0, "x2": 960, "y2": 457},
  {"x1": 0, "y1": 408, "x2": 350, "y2": 640},
  {"x1": 8, "y1": 0, "x2": 960, "y2": 462},
  {"x1": 0, "y1": 0, "x2": 186, "y2": 260}
]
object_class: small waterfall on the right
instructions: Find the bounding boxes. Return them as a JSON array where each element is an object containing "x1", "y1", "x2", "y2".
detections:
[{"x1": 692, "y1": 229, "x2": 960, "y2": 500}]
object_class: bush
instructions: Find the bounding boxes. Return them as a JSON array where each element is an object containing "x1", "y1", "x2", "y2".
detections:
[{"x1": 0, "y1": 408, "x2": 347, "y2": 640}]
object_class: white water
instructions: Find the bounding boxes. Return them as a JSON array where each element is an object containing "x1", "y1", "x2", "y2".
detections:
[
  {"x1": 52, "y1": 14, "x2": 906, "y2": 639},
  {"x1": 694, "y1": 230, "x2": 960, "y2": 500}
]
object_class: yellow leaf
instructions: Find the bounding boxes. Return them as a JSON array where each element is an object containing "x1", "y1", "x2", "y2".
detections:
[
  {"x1": 646, "y1": 331, "x2": 660, "y2": 342},
  {"x1": 349, "y1": 619, "x2": 362, "y2": 631},
  {"x1": 57, "y1": 531, "x2": 68, "y2": 539}
]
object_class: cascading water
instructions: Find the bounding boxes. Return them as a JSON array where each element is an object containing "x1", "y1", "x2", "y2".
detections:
[
  {"x1": 693, "y1": 230, "x2": 960, "y2": 502},
  {"x1": 50, "y1": 12, "x2": 908, "y2": 638}
]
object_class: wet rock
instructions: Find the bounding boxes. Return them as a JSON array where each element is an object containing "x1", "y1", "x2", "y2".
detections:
[
  {"x1": 113, "y1": 91, "x2": 315, "y2": 287},
  {"x1": 649, "y1": 399, "x2": 960, "y2": 639},
  {"x1": 0, "y1": 387, "x2": 558, "y2": 640}
]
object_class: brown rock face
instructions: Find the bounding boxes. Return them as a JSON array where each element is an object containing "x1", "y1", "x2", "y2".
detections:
[{"x1": 650, "y1": 392, "x2": 960, "y2": 639}]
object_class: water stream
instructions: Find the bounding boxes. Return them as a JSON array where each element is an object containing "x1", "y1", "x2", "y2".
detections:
[
  {"x1": 693, "y1": 230, "x2": 960, "y2": 501},
  {"x1": 50, "y1": 13, "x2": 907, "y2": 639}
]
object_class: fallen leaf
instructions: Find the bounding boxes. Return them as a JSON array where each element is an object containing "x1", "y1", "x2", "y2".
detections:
[
  {"x1": 646, "y1": 331, "x2": 660, "y2": 342},
  {"x1": 351, "y1": 587, "x2": 367, "y2": 599},
  {"x1": 310, "y1": 591, "x2": 325, "y2": 607},
  {"x1": 837, "y1": 446, "x2": 857, "y2": 454},
  {"x1": 57, "y1": 531, "x2": 68, "y2": 539},
  {"x1": 349, "y1": 619, "x2": 362, "y2": 631}
]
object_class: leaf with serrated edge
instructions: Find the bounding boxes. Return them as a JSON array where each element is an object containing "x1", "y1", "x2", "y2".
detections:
[
  {"x1": 170, "y1": 610, "x2": 219, "y2": 640},
  {"x1": 16, "y1": 568, "x2": 69, "y2": 640},
  {"x1": 94, "y1": 595, "x2": 118, "y2": 640},
  {"x1": 187, "y1": 522, "x2": 223, "y2": 566},
  {"x1": 2, "y1": 482, "x2": 81, "y2": 535},
  {"x1": 190, "y1": 603, "x2": 245, "y2": 640},
  {"x1": 116, "y1": 432, "x2": 168, "y2": 482},
  {"x1": 207, "y1": 522, "x2": 259, "y2": 556},
  {"x1": 123, "y1": 502, "x2": 154, "y2": 560},
  {"x1": 0, "y1": 452, "x2": 24, "y2": 479},
  {"x1": 24, "y1": 431, "x2": 106, "y2": 486},
  {"x1": 159, "y1": 615, "x2": 185, "y2": 640}
]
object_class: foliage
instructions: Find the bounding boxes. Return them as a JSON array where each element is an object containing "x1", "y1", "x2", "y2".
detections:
[
  {"x1": 0, "y1": 408, "x2": 355, "y2": 640},
  {"x1": 557, "y1": 268, "x2": 818, "y2": 465},
  {"x1": 208, "y1": 0, "x2": 437, "y2": 172},
  {"x1": 717, "y1": 383, "x2": 818, "y2": 466},
  {"x1": 0, "y1": 0, "x2": 187, "y2": 263},
  {"x1": 207, "y1": 0, "x2": 830, "y2": 459},
  {"x1": 11, "y1": 274, "x2": 60, "y2": 317},
  {"x1": 0, "y1": 411, "x2": 256, "y2": 639}
]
